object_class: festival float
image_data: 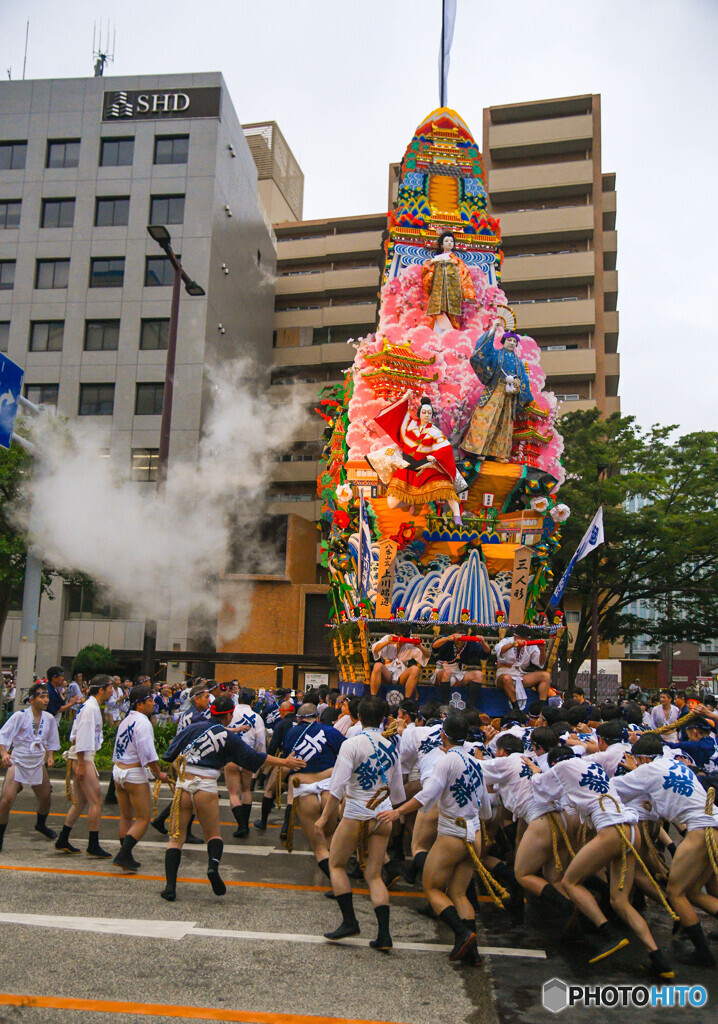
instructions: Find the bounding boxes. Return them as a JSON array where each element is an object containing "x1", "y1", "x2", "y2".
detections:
[{"x1": 316, "y1": 108, "x2": 570, "y2": 713}]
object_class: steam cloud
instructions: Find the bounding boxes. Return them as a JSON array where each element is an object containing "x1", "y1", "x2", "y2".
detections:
[{"x1": 14, "y1": 361, "x2": 306, "y2": 644}]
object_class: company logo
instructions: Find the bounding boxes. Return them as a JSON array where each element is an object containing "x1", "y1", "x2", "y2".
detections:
[
  {"x1": 107, "y1": 91, "x2": 133, "y2": 118},
  {"x1": 542, "y1": 978, "x2": 708, "y2": 1013}
]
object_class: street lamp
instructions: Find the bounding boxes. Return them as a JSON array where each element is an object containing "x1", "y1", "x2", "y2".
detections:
[
  {"x1": 142, "y1": 226, "x2": 205, "y2": 677},
  {"x1": 146, "y1": 225, "x2": 205, "y2": 489}
]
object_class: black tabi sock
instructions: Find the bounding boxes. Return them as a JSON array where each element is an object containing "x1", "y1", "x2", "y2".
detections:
[
  {"x1": 317, "y1": 857, "x2": 331, "y2": 879},
  {"x1": 667, "y1": 841, "x2": 677, "y2": 857},
  {"x1": 36, "y1": 813, "x2": 49, "y2": 829},
  {"x1": 282, "y1": 803, "x2": 293, "y2": 830},
  {"x1": 164, "y1": 848, "x2": 181, "y2": 889},
  {"x1": 240, "y1": 804, "x2": 252, "y2": 829},
  {"x1": 207, "y1": 837, "x2": 223, "y2": 867},
  {"x1": 466, "y1": 878, "x2": 480, "y2": 913},
  {"x1": 260, "y1": 795, "x2": 274, "y2": 825},
  {"x1": 0, "y1": 823, "x2": 6, "y2": 847},
  {"x1": 491, "y1": 861, "x2": 516, "y2": 887},
  {"x1": 119, "y1": 834, "x2": 138, "y2": 856},
  {"x1": 510, "y1": 700, "x2": 521, "y2": 711},
  {"x1": 231, "y1": 805, "x2": 243, "y2": 827},
  {"x1": 684, "y1": 923, "x2": 714, "y2": 959},
  {"x1": 439, "y1": 905, "x2": 468, "y2": 938},
  {"x1": 337, "y1": 891, "x2": 357, "y2": 925},
  {"x1": 87, "y1": 830, "x2": 102, "y2": 852},
  {"x1": 373, "y1": 904, "x2": 391, "y2": 941},
  {"x1": 58, "y1": 824, "x2": 72, "y2": 845},
  {"x1": 155, "y1": 804, "x2": 171, "y2": 826},
  {"x1": 440, "y1": 682, "x2": 451, "y2": 704},
  {"x1": 413, "y1": 850, "x2": 428, "y2": 879}
]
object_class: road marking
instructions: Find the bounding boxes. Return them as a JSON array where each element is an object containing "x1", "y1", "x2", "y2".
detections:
[
  {"x1": 99, "y1": 838, "x2": 315, "y2": 857},
  {"x1": 0, "y1": 912, "x2": 546, "y2": 959},
  {"x1": 0, "y1": 863, "x2": 426, "y2": 897},
  {"x1": 0, "y1": 993, "x2": 407, "y2": 1024},
  {"x1": 9, "y1": 809, "x2": 281, "y2": 827}
]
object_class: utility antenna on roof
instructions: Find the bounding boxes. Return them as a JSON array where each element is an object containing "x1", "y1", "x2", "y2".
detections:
[{"x1": 92, "y1": 20, "x2": 115, "y2": 77}]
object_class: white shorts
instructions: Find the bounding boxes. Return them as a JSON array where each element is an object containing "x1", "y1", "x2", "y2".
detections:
[
  {"x1": 294, "y1": 778, "x2": 331, "y2": 802},
  {"x1": 430, "y1": 664, "x2": 464, "y2": 685},
  {"x1": 176, "y1": 776, "x2": 218, "y2": 797},
  {"x1": 112, "y1": 765, "x2": 152, "y2": 788},
  {"x1": 343, "y1": 795, "x2": 392, "y2": 821},
  {"x1": 438, "y1": 810, "x2": 479, "y2": 843},
  {"x1": 13, "y1": 760, "x2": 46, "y2": 787}
]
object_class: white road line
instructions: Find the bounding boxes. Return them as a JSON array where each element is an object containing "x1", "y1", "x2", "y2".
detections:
[
  {"x1": 101, "y1": 838, "x2": 314, "y2": 857},
  {"x1": 0, "y1": 912, "x2": 546, "y2": 958}
]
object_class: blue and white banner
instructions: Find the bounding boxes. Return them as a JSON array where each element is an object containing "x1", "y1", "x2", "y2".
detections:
[
  {"x1": 549, "y1": 507, "x2": 604, "y2": 609},
  {"x1": 358, "y1": 493, "x2": 372, "y2": 599}
]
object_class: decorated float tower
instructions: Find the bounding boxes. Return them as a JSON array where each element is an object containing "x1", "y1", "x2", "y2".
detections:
[{"x1": 317, "y1": 108, "x2": 570, "y2": 712}]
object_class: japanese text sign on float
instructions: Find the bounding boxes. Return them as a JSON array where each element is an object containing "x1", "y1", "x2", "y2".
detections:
[{"x1": 0, "y1": 353, "x2": 24, "y2": 450}]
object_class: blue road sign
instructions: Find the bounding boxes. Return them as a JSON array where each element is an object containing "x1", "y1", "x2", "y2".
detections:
[{"x1": 0, "y1": 353, "x2": 24, "y2": 449}]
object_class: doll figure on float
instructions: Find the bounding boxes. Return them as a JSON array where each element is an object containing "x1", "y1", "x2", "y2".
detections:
[
  {"x1": 461, "y1": 322, "x2": 534, "y2": 463},
  {"x1": 367, "y1": 392, "x2": 467, "y2": 526},
  {"x1": 421, "y1": 231, "x2": 476, "y2": 334}
]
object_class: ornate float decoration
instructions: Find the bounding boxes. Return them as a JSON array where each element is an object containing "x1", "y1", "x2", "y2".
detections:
[{"x1": 317, "y1": 108, "x2": 568, "y2": 704}]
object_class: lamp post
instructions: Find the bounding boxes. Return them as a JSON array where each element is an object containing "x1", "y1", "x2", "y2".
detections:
[
  {"x1": 142, "y1": 227, "x2": 205, "y2": 675},
  {"x1": 146, "y1": 225, "x2": 205, "y2": 489}
]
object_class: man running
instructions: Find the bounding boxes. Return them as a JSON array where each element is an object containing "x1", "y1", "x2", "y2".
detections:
[
  {"x1": 159, "y1": 695, "x2": 305, "y2": 902},
  {"x1": 55, "y1": 675, "x2": 115, "y2": 858},
  {"x1": 0, "y1": 682, "x2": 60, "y2": 850},
  {"x1": 112, "y1": 684, "x2": 169, "y2": 872}
]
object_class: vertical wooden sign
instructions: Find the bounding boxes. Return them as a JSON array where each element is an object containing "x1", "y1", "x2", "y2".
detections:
[
  {"x1": 508, "y1": 545, "x2": 532, "y2": 624},
  {"x1": 374, "y1": 539, "x2": 398, "y2": 618}
]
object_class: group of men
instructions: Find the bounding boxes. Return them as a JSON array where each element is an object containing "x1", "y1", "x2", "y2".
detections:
[{"x1": 1, "y1": 669, "x2": 718, "y2": 975}]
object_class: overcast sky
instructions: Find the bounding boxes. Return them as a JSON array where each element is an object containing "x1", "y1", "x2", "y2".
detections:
[{"x1": 3, "y1": 0, "x2": 717, "y2": 436}]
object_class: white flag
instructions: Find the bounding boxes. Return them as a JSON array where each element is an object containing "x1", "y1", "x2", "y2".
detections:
[{"x1": 549, "y1": 507, "x2": 604, "y2": 608}]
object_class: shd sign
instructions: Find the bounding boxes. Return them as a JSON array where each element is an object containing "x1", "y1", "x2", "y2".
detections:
[{"x1": 103, "y1": 87, "x2": 221, "y2": 122}]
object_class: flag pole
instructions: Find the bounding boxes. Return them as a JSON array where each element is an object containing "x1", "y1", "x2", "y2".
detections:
[
  {"x1": 590, "y1": 549, "x2": 599, "y2": 704},
  {"x1": 440, "y1": 0, "x2": 446, "y2": 107}
]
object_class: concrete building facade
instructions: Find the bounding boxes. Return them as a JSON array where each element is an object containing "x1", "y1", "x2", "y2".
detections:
[{"x1": 0, "y1": 72, "x2": 275, "y2": 675}]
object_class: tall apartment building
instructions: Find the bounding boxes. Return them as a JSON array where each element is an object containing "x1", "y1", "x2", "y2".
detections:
[{"x1": 0, "y1": 72, "x2": 275, "y2": 675}]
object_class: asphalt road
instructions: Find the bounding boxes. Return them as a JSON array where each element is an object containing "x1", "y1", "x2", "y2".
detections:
[{"x1": 0, "y1": 777, "x2": 716, "y2": 1024}]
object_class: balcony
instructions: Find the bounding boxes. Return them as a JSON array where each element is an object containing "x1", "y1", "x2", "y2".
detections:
[
  {"x1": 541, "y1": 347, "x2": 596, "y2": 381},
  {"x1": 604, "y1": 270, "x2": 618, "y2": 311},
  {"x1": 498, "y1": 205, "x2": 593, "y2": 244},
  {"x1": 604, "y1": 310, "x2": 619, "y2": 348},
  {"x1": 603, "y1": 230, "x2": 617, "y2": 271},
  {"x1": 503, "y1": 250, "x2": 594, "y2": 288},
  {"x1": 277, "y1": 230, "x2": 384, "y2": 264},
  {"x1": 512, "y1": 298, "x2": 595, "y2": 335},
  {"x1": 271, "y1": 460, "x2": 321, "y2": 483},
  {"x1": 556, "y1": 398, "x2": 597, "y2": 415},
  {"x1": 488, "y1": 114, "x2": 593, "y2": 160},
  {"x1": 276, "y1": 266, "x2": 379, "y2": 298},
  {"x1": 602, "y1": 190, "x2": 616, "y2": 231},
  {"x1": 605, "y1": 352, "x2": 620, "y2": 394},
  {"x1": 272, "y1": 340, "x2": 355, "y2": 370},
  {"x1": 274, "y1": 302, "x2": 377, "y2": 330},
  {"x1": 267, "y1": 498, "x2": 321, "y2": 522},
  {"x1": 489, "y1": 160, "x2": 594, "y2": 203}
]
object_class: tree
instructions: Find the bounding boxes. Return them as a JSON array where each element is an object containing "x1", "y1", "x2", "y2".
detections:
[
  {"x1": 72, "y1": 644, "x2": 119, "y2": 680},
  {"x1": 549, "y1": 410, "x2": 718, "y2": 685}
]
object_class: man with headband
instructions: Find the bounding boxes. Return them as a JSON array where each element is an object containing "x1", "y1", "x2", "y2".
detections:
[
  {"x1": 112, "y1": 684, "x2": 170, "y2": 872},
  {"x1": 0, "y1": 682, "x2": 61, "y2": 850},
  {"x1": 378, "y1": 712, "x2": 488, "y2": 964},
  {"x1": 159, "y1": 695, "x2": 306, "y2": 902},
  {"x1": 55, "y1": 674, "x2": 115, "y2": 858},
  {"x1": 150, "y1": 681, "x2": 211, "y2": 842}
]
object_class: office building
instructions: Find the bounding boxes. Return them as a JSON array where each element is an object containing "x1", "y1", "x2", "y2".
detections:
[{"x1": 0, "y1": 72, "x2": 275, "y2": 675}]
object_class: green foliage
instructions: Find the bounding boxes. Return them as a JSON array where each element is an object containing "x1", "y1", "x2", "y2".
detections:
[
  {"x1": 71, "y1": 644, "x2": 120, "y2": 680},
  {"x1": 552, "y1": 410, "x2": 718, "y2": 682}
]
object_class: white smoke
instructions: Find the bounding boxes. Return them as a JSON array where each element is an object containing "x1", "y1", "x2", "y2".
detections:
[{"x1": 14, "y1": 360, "x2": 306, "y2": 644}]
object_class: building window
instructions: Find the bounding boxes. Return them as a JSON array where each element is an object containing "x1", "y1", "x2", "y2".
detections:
[
  {"x1": 66, "y1": 584, "x2": 129, "y2": 620},
  {"x1": 0, "y1": 261, "x2": 15, "y2": 291},
  {"x1": 0, "y1": 201, "x2": 21, "y2": 229},
  {"x1": 84, "y1": 319, "x2": 120, "y2": 352},
  {"x1": 29, "y1": 320, "x2": 64, "y2": 353},
  {"x1": 139, "y1": 318, "x2": 169, "y2": 350},
  {"x1": 89, "y1": 257, "x2": 125, "y2": 288},
  {"x1": 0, "y1": 142, "x2": 27, "y2": 170},
  {"x1": 566, "y1": 611, "x2": 581, "y2": 623},
  {"x1": 99, "y1": 137, "x2": 134, "y2": 167},
  {"x1": 149, "y1": 194, "x2": 185, "y2": 225},
  {"x1": 0, "y1": 322, "x2": 9, "y2": 353},
  {"x1": 154, "y1": 135, "x2": 189, "y2": 165},
  {"x1": 78, "y1": 383, "x2": 115, "y2": 416},
  {"x1": 131, "y1": 448, "x2": 159, "y2": 482},
  {"x1": 145, "y1": 256, "x2": 176, "y2": 287},
  {"x1": 95, "y1": 196, "x2": 130, "y2": 227},
  {"x1": 25, "y1": 383, "x2": 58, "y2": 407},
  {"x1": 46, "y1": 139, "x2": 80, "y2": 169},
  {"x1": 41, "y1": 198, "x2": 75, "y2": 229},
  {"x1": 135, "y1": 382, "x2": 164, "y2": 415},
  {"x1": 35, "y1": 258, "x2": 70, "y2": 289}
]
